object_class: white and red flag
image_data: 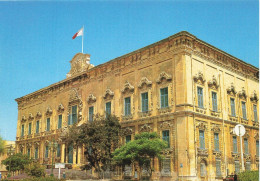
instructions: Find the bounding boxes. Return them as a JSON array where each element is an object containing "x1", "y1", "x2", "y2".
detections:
[{"x1": 72, "y1": 27, "x2": 84, "y2": 39}]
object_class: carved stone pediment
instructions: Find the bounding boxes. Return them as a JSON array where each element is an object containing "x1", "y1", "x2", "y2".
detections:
[
  {"x1": 244, "y1": 132, "x2": 250, "y2": 139},
  {"x1": 193, "y1": 71, "x2": 205, "y2": 85},
  {"x1": 250, "y1": 90, "x2": 258, "y2": 102},
  {"x1": 122, "y1": 127, "x2": 133, "y2": 136},
  {"x1": 232, "y1": 152, "x2": 240, "y2": 160},
  {"x1": 28, "y1": 113, "x2": 34, "y2": 120},
  {"x1": 121, "y1": 81, "x2": 134, "y2": 93},
  {"x1": 69, "y1": 88, "x2": 81, "y2": 103},
  {"x1": 196, "y1": 121, "x2": 207, "y2": 130},
  {"x1": 140, "y1": 124, "x2": 152, "y2": 133},
  {"x1": 34, "y1": 142, "x2": 40, "y2": 146},
  {"x1": 20, "y1": 144, "x2": 25, "y2": 148},
  {"x1": 21, "y1": 115, "x2": 26, "y2": 122},
  {"x1": 197, "y1": 148, "x2": 208, "y2": 157},
  {"x1": 26, "y1": 143, "x2": 32, "y2": 148},
  {"x1": 208, "y1": 75, "x2": 218, "y2": 89},
  {"x1": 35, "y1": 111, "x2": 42, "y2": 119},
  {"x1": 238, "y1": 87, "x2": 247, "y2": 99},
  {"x1": 57, "y1": 103, "x2": 65, "y2": 113},
  {"x1": 162, "y1": 148, "x2": 173, "y2": 155},
  {"x1": 213, "y1": 151, "x2": 222, "y2": 158},
  {"x1": 156, "y1": 72, "x2": 172, "y2": 84},
  {"x1": 244, "y1": 154, "x2": 251, "y2": 162},
  {"x1": 159, "y1": 121, "x2": 173, "y2": 130},
  {"x1": 87, "y1": 94, "x2": 96, "y2": 104},
  {"x1": 230, "y1": 127, "x2": 236, "y2": 135},
  {"x1": 46, "y1": 106, "x2": 53, "y2": 116},
  {"x1": 103, "y1": 89, "x2": 114, "y2": 100},
  {"x1": 211, "y1": 124, "x2": 221, "y2": 133},
  {"x1": 227, "y1": 83, "x2": 237, "y2": 96},
  {"x1": 138, "y1": 77, "x2": 152, "y2": 88}
]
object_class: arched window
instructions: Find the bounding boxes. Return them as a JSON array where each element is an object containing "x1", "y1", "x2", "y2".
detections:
[{"x1": 200, "y1": 160, "x2": 207, "y2": 177}]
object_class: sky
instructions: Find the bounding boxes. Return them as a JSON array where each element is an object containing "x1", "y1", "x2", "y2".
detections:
[{"x1": 0, "y1": 0, "x2": 259, "y2": 141}]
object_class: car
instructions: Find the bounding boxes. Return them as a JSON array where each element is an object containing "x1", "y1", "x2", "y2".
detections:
[{"x1": 223, "y1": 174, "x2": 238, "y2": 181}]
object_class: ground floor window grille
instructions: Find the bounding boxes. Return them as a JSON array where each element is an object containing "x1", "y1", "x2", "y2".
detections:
[
  {"x1": 216, "y1": 159, "x2": 221, "y2": 177},
  {"x1": 161, "y1": 158, "x2": 171, "y2": 176},
  {"x1": 245, "y1": 162, "x2": 251, "y2": 171},
  {"x1": 124, "y1": 165, "x2": 132, "y2": 177},
  {"x1": 235, "y1": 161, "x2": 240, "y2": 174}
]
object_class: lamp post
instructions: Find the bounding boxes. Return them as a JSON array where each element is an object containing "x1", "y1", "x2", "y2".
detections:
[
  {"x1": 7, "y1": 144, "x2": 14, "y2": 174},
  {"x1": 48, "y1": 140, "x2": 58, "y2": 176}
]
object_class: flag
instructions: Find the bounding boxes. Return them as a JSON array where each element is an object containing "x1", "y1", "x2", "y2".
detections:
[{"x1": 72, "y1": 27, "x2": 84, "y2": 39}]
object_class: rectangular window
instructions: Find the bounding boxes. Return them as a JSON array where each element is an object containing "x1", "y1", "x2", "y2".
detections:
[
  {"x1": 27, "y1": 148, "x2": 30, "y2": 157},
  {"x1": 216, "y1": 159, "x2": 221, "y2": 177},
  {"x1": 58, "y1": 115, "x2": 62, "y2": 129},
  {"x1": 89, "y1": 106, "x2": 94, "y2": 122},
  {"x1": 253, "y1": 105, "x2": 258, "y2": 122},
  {"x1": 141, "y1": 92, "x2": 149, "y2": 112},
  {"x1": 160, "y1": 87, "x2": 169, "y2": 108},
  {"x1": 256, "y1": 141, "x2": 259, "y2": 157},
  {"x1": 233, "y1": 136, "x2": 238, "y2": 153},
  {"x1": 212, "y1": 92, "x2": 218, "y2": 112},
  {"x1": 46, "y1": 118, "x2": 50, "y2": 131},
  {"x1": 125, "y1": 135, "x2": 131, "y2": 144},
  {"x1": 244, "y1": 138, "x2": 249, "y2": 154},
  {"x1": 105, "y1": 102, "x2": 111, "y2": 115},
  {"x1": 36, "y1": 120, "x2": 39, "y2": 133},
  {"x1": 199, "y1": 130, "x2": 205, "y2": 149},
  {"x1": 57, "y1": 144, "x2": 61, "y2": 157},
  {"x1": 21, "y1": 125, "x2": 24, "y2": 137},
  {"x1": 235, "y1": 161, "x2": 240, "y2": 174},
  {"x1": 230, "y1": 98, "x2": 236, "y2": 117},
  {"x1": 197, "y1": 87, "x2": 204, "y2": 108},
  {"x1": 35, "y1": 147, "x2": 38, "y2": 159},
  {"x1": 214, "y1": 133, "x2": 219, "y2": 151},
  {"x1": 45, "y1": 146, "x2": 49, "y2": 158},
  {"x1": 28, "y1": 123, "x2": 32, "y2": 135},
  {"x1": 242, "y1": 102, "x2": 247, "y2": 120},
  {"x1": 124, "y1": 97, "x2": 131, "y2": 116},
  {"x1": 161, "y1": 158, "x2": 171, "y2": 176},
  {"x1": 245, "y1": 162, "x2": 251, "y2": 171},
  {"x1": 72, "y1": 105, "x2": 77, "y2": 124},
  {"x1": 162, "y1": 130, "x2": 170, "y2": 148}
]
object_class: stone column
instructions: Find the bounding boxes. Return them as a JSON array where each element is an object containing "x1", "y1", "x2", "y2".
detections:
[{"x1": 61, "y1": 144, "x2": 65, "y2": 163}]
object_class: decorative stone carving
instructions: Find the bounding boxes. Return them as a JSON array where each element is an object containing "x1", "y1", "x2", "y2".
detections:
[
  {"x1": 34, "y1": 142, "x2": 40, "y2": 146},
  {"x1": 140, "y1": 124, "x2": 152, "y2": 133},
  {"x1": 156, "y1": 72, "x2": 172, "y2": 84},
  {"x1": 213, "y1": 151, "x2": 222, "y2": 158},
  {"x1": 254, "y1": 132, "x2": 259, "y2": 140},
  {"x1": 46, "y1": 106, "x2": 53, "y2": 116},
  {"x1": 159, "y1": 121, "x2": 173, "y2": 130},
  {"x1": 103, "y1": 89, "x2": 114, "y2": 100},
  {"x1": 87, "y1": 94, "x2": 96, "y2": 104},
  {"x1": 26, "y1": 143, "x2": 32, "y2": 148},
  {"x1": 28, "y1": 113, "x2": 34, "y2": 120},
  {"x1": 193, "y1": 71, "x2": 205, "y2": 85},
  {"x1": 138, "y1": 77, "x2": 152, "y2": 88},
  {"x1": 68, "y1": 89, "x2": 83, "y2": 122},
  {"x1": 208, "y1": 75, "x2": 218, "y2": 89},
  {"x1": 227, "y1": 83, "x2": 237, "y2": 96},
  {"x1": 121, "y1": 81, "x2": 134, "y2": 93},
  {"x1": 232, "y1": 152, "x2": 240, "y2": 160},
  {"x1": 45, "y1": 140, "x2": 50, "y2": 145},
  {"x1": 197, "y1": 148, "x2": 208, "y2": 157},
  {"x1": 57, "y1": 103, "x2": 65, "y2": 113},
  {"x1": 122, "y1": 114, "x2": 133, "y2": 121},
  {"x1": 250, "y1": 90, "x2": 258, "y2": 102},
  {"x1": 238, "y1": 87, "x2": 247, "y2": 99},
  {"x1": 69, "y1": 88, "x2": 80, "y2": 103},
  {"x1": 196, "y1": 121, "x2": 207, "y2": 130},
  {"x1": 35, "y1": 111, "x2": 42, "y2": 119},
  {"x1": 230, "y1": 127, "x2": 236, "y2": 135},
  {"x1": 21, "y1": 115, "x2": 26, "y2": 122},
  {"x1": 122, "y1": 127, "x2": 133, "y2": 136},
  {"x1": 244, "y1": 132, "x2": 249, "y2": 139},
  {"x1": 211, "y1": 124, "x2": 221, "y2": 133},
  {"x1": 244, "y1": 154, "x2": 251, "y2": 162}
]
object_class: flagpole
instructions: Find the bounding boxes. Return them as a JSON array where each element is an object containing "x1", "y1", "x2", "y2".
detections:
[{"x1": 82, "y1": 25, "x2": 84, "y2": 53}]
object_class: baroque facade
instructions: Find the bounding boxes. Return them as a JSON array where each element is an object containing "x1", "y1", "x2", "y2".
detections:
[{"x1": 15, "y1": 31, "x2": 259, "y2": 180}]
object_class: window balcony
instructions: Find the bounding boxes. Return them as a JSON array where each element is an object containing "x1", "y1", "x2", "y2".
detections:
[
  {"x1": 210, "y1": 109, "x2": 220, "y2": 117},
  {"x1": 138, "y1": 110, "x2": 152, "y2": 118},
  {"x1": 34, "y1": 133, "x2": 41, "y2": 137},
  {"x1": 122, "y1": 114, "x2": 133, "y2": 121},
  {"x1": 195, "y1": 106, "x2": 206, "y2": 114},
  {"x1": 229, "y1": 115, "x2": 238, "y2": 123},
  {"x1": 252, "y1": 121, "x2": 259, "y2": 127},
  {"x1": 240, "y1": 117, "x2": 248, "y2": 125},
  {"x1": 158, "y1": 106, "x2": 172, "y2": 114}
]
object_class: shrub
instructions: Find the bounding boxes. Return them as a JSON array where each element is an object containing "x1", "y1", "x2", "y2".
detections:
[
  {"x1": 25, "y1": 162, "x2": 46, "y2": 177},
  {"x1": 238, "y1": 170, "x2": 259, "y2": 181}
]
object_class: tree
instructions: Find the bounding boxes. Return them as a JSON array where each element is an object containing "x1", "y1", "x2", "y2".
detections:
[
  {"x1": 112, "y1": 132, "x2": 167, "y2": 179},
  {"x1": 64, "y1": 114, "x2": 121, "y2": 178},
  {"x1": 2, "y1": 153, "x2": 32, "y2": 173},
  {"x1": 0, "y1": 135, "x2": 5, "y2": 154},
  {"x1": 25, "y1": 162, "x2": 46, "y2": 177}
]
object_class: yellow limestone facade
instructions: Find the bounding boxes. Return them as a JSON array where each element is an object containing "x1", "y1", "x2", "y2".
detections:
[{"x1": 15, "y1": 31, "x2": 259, "y2": 180}]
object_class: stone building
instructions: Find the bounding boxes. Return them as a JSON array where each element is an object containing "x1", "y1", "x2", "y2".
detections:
[
  {"x1": 0, "y1": 141, "x2": 15, "y2": 178},
  {"x1": 15, "y1": 31, "x2": 259, "y2": 180}
]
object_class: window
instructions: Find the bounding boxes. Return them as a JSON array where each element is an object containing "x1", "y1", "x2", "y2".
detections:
[
  {"x1": 105, "y1": 102, "x2": 111, "y2": 115},
  {"x1": 162, "y1": 130, "x2": 170, "y2": 148},
  {"x1": 58, "y1": 115, "x2": 62, "y2": 129},
  {"x1": 125, "y1": 135, "x2": 131, "y2": 144},
  {"x1": 160, "y1": 87, "x2": 168, "y2": 108},
  {"x1": 253, "y1": 105, "x2": 258, "y2": 122},
  {"x1": 57, "y1": 144, "x2": 61, "y2": 157},
  {"x1": 230, "y1": 98, "x2": 236, "y2": 117},
  {"x1": 216, "y1": 159, "x2": 221, "y2": 177},
  {"x1": 199, "y1": 130, "x2": 205, "y2": 149},
  {"x1": 89, "y1": 106, "x2": 94, "y2": 122},
  {"x1": 214, "y1": 133, "x2": 219, "y2": 151},
  {"x1": 36, "y1": 120, "x2": 39, "y2": 133},
  {"x1": 244, "y1": 138, "x2": 249, "y2": 154},
  {"x1": 161, "y1": 158, "x2": 171, "y2": 176},
  {"x1": 197, "y1": 87, "x2": 204, "y2": 108},
  {"x1": 28, "y1": 123, "x2": 32, "y2": 135},
  {"x1": 72, "y1": 105, "x2": 77, "y2": 124},
  {"x1": 21, "y1": 125, "x2": 24, "y2": 137},
  {"x1": 235, "y1": 161, "x2": 240, "y2": 174},
  {"x1": 242, "y1": 102, "x2": 247, "y2": 120},
  {"x1": 200, "y1": 160, "x2": 207, "y2": 177},
  {"x1": 46, "y1": 118, "x2": 50, "y2": 131},
  {"x1": 27, "y1": 148, "x2": 30, "y2": 157},
  {"x1": 141, "y1": 92, "x2": 148, "y2": 112},
  {"x1": 212, "y1": 92, "x2": 218, "y2": 112},
  {"x1": 35, "y1": 147, "x2": 38, "y2": 159},
  {"x1": 233, "y1": 136, "x2": 238, "y2": 153},
  {"x1": 256, "y1": 140, "x2": 259, "y2": 156},
  {"x1": 245, "y1": 162, "x2": 251, "y2": 171},
  {"x1": 45, "y1": 146, "x2": 49, "y2": 158},
  {"x1": 124, "y1": 97, "x2": 131, "y2": 116}
]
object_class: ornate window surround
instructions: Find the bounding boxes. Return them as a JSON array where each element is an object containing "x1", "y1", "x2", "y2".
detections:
[
  {"x1": 103, "y1": 88, "x2": 115, "y2": 115},
  {"x1": 227, "y1": 83, "x2": 238, "y2": 122},
  {"x1": 158, "y1": 121, "x2": 173, "y2": 150},
  {"x1": 87, "y1": 94, "x2": 97, "y2": 121},
  {"x1": 68, "y1": 88, "x2": 83, "y2": 124},
  {"x1": 211, "y1": 124, "x2": 222, "y2": 156},
  {"x1": 138, "y1": 77, "x2": 153, "y2": 118},
  {"x1": 196, "y1": 121, "x2": 208, "y2": 157},
  {"x1": 250, "y1": 90, "x2": 259, "y2": 126},
  {"x1": 193, "y1": 71, "x2": 206, "y2": 114},
  {"x1": 121, "y1": 127, "x2": 134, "y2": 144},
  {"x1": 121, "y1": 81, "x2": 135, "y2": 120},
  {"x1": 208, "y1": 75, "x2": 220, "y2": 116}
]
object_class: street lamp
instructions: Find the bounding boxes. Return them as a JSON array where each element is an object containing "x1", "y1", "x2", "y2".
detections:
[
  {"x1": 48, "y1": 140, "x2": 58, "y2": 176},
  {"x1": 7, "y1": 144, "x2": 14, "y2": 174}
]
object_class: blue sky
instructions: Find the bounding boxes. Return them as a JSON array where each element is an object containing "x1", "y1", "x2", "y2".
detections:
[{"x1": 0, "y1": 0, "x2": 258, "y2": 141}]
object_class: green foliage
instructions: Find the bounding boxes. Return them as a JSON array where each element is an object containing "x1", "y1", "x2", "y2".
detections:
[
  {"x1": 112, "y1": 132, "x2": 167, "y2": 177},
  {"x1": 64, "y1": 114, "x2": 121, "y2": 178},
  {"x1": 0, "y1": 135, "x2": 5, "y2": 154},
  {"x1": 25, "y1": 162, "x2": 46, "y2": 177},
  {"x1": 238, "y1": 170, "x2": 259, "y2": 181},
  {"x1": 2, "y1": 153, "x2": 32, "y2": 172}
]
